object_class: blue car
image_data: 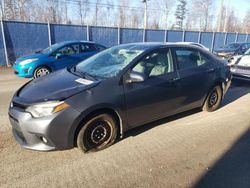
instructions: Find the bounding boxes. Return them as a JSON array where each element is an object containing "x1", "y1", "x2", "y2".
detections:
[{"x1": 13, "y1": 41, "x2": 106, "y2": 78}]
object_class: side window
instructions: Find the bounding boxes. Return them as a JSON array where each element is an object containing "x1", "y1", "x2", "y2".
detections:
[
  {"x1": 198, "y1": 52, "x2": 210, "y2": 66},
  {"x1": 95, "y1": 44, "x2": 106, "y2": 52},
  {"x1": 80, "y1": 43, "x2": 96, "y2": 53},
  {"x1": 132, "y1": 49, "x2": 174, "y2": 78},
  {"x1": 174, "y1": 48, "x2": 208, "y2": 70},
  {"x1": 57, "y1": 45, "x2": 76, "y2": 55},
  {"x1": 71, "y1": 44, "x2": 80, "y2": 54}
]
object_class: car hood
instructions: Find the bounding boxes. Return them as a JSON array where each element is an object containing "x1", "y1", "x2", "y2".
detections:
[
  {"x1": 236, "y1": 55, "x2": 250, "y2": 67},
  {"x1": 15, "y1": 53, "x2": 45, "y2": 64},
  {"x1": 17, "y1": 69, "x2": 100, "y2": 103}
]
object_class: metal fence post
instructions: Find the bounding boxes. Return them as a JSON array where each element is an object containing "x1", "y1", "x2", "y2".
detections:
[
  {"x1": 143, "y1": 28, "x2": 146, "y2": 42},
  {"x1": 245, "y1": 33, "x2": 248, "y2": 42},
  {"x1": 164, "y1": 30, "x2": 167, "y2": 42},
  {"x1": 182, "y1": 30, "x2": 185, "y2": 42},
  {"x1": 198, "y1": 31, "x2": 201, "y2": 43},
  {"x1": 235, "y1": 32, "x2": 238, "y2": 42},
  {"x1": 224, "y1": 32, "x2": 227, "y2": 45},
  {"x1": 1, "y1": 20, "x2": 9, "y2": 66},
  {"x1": 87, "y1": 25, "x2": 90, "y2": 41},
  {"x1": 117, "y1": 27, "x2": 120, "y2": 44},
  {"x1": 211, "y1": 32, "x2": 216, "y2": 52},
  {"x1": 47, "y1": 22, "x2": 52, "y2": 46}
]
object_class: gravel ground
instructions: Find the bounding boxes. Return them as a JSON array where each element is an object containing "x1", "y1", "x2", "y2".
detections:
[{"x1": 1, "y1": 68, "x2": 250, "y2": 188}]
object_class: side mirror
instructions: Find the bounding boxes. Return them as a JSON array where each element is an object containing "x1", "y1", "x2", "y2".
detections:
[
  {"x1": 55, "y1": 53, "x2": 63, "y2": 59},
  {"x1": 128, "y1": 72, "x2": 145, "y2": 83}
]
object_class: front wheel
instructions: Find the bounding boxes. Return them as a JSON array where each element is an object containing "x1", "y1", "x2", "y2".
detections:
[
  {"x1": 77, "y1": 113, "x2": 118, "y2": 153},
  {"x1": 202, "y1": 86, "x2": 222, "y2": 112},
  {"x1": 33, "y1": 66, "x2": 51, "y2": 79}
]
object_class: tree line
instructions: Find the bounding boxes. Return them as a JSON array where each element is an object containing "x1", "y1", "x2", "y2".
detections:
[{"x1": 0, "y1": 0, "x2": 249, "y2": 33}]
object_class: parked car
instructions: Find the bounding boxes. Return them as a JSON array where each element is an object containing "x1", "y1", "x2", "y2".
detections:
[
  {"x1": 9, "y1": 43, "x2": 231, "y2": 153},
  {"x1": 12, "y1": 41, "x2": 106, "y2": 78},
  {"x1": 214, "y1": 42, "x2": 250, "y2": 60},
  {"x1": 176, "y1": 42, "x2": 210, "y2": 51},
  {"x1": 228, "y1": 48, "x2": 250, "y2": 80}
]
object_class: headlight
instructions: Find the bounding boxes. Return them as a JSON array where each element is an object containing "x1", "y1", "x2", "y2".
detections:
[
  {"x1": 26, "y1": 101, "x2": 69, "y2": 118},
  {"x1": 19, "y1": 58, "x2": 38, "y2": 66}
]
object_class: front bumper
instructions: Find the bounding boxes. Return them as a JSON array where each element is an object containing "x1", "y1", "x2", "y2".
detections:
[
  {"x1": 231, "y1": 66, "x2": 250, "y2": 81},
  {"x1": 8, "y1": 104, "x2": 81, "y2": 151},
  {"x1": 232, "y1": 73, "x2": 250, "y2": 81},
  {"x1": 12, "y1": 64, "x2": 34, "y2": 78}
]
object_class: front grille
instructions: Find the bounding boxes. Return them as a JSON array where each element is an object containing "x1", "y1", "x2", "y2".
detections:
[{"x1": 13, "y1": 129, "x2": 26, "y2": 143}]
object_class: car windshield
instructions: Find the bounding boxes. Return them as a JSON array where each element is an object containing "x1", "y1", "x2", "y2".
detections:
[
  {"x1": 244, "y1": 48, "x2": 250, "y2": 55},
  {"x1": 75, "y1": 45, "x2": 144, "y2": 78},
  {"x1": 222, "y1": 43, "x2": 240, "y2": 50},
  {"x1": 39, "y1": 43, "x2": 64, "y2": 54}
]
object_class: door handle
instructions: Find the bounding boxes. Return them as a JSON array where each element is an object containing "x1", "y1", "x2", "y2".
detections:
[
  {"x1": 206, "y1": 68, "x2": 215, "y2": 73},
  {"x1": 169, "y1": 77, "x2": 180, "y2": 82}
]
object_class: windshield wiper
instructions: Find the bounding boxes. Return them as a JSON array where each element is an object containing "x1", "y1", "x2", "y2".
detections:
[
  {"x1": 81, "y1": 72, "x2": 98, "y2": 81},
  {"x1": 71, "y1": 66, "x2": 98, "y2": 81}
]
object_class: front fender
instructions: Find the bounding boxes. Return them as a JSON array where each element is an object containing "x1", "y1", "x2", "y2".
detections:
[{"x1": 67, "y1": 103, "x2": 127, "y2": 148}]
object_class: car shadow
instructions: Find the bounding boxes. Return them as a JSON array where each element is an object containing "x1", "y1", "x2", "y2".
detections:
[
  {"x1": 122, "y1": 80, "x2": 250, "y2": 139},
  {"x1": 123, "y1": 108, "x2": 201, "y2": 139},
  {"x1": 193, "y1": 127, "x2": 250, "y2": 188}
]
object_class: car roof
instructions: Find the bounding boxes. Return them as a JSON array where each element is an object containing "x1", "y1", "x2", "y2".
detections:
[
  {"x1": 58, "y1": 40, "x2": 97, "y2": 45},
  {"x1": 116, "y1": 42, "x2": 206, "y2": 51},
  {"x1": 55, "y1": 41, "x2": 210, "y2": 51}
]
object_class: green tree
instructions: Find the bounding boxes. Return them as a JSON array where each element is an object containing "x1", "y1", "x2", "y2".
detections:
[{"x1": 174, "y1": 0, "x2": 187, "y2": 30}]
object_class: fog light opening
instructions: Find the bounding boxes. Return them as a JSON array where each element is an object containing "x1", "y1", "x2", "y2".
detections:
[{"x1": 41, "y1": 136, "x2": 48, "y2": 144}]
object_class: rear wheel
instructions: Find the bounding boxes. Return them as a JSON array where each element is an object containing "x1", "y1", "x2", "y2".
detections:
[
  {"x1": 77, "y1": 113, "x2": 118, "y2": 153},
  {"x1": 202, "y1": 86, "x2": 222, "y2": 112},
  {"x1": 33, "y1": 66, "x2": 51, "y2": 79}
]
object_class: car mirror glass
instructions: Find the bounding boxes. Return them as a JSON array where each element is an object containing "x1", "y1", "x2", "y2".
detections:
[{"x1": 55, "y1": 53, "x2": 63, "y2": 59}]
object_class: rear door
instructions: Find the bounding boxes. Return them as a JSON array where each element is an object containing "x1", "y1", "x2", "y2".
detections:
[
  {"x1": 79, "y1": 43, "x2": 98, "y2": 61},
  {"x1": 123, "y1": 48, "x2": 181, "y2": 127},
  {"x1": 172, "y1": 47, "x2": 215, "y2": 111}
]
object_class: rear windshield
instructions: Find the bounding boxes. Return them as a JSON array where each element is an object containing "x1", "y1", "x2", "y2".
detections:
[{"x1": 222, "y1": 43, "x2": 240, "y2": 50}]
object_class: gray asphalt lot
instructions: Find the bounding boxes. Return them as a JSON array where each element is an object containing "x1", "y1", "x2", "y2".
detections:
[{"x1": 1, "y1": 68, "x2": 250, "y2": 188}]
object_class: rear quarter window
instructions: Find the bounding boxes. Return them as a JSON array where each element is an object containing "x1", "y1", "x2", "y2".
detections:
[
  {"x1": 95, "y1": 44, "x2": 106, "y2": 52},
  {"x1": 173, "y1": 48, "x2": 210, "y2": 70},
  {"x1": 80, "y1": 43, "x2": 96, "y2": 53}
]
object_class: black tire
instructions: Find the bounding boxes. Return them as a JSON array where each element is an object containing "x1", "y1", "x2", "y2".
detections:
[
  {"x1": 202, "y1": 86, "x2": 222, "y2": 112},
  {"x1": 33, "y1": 66, "x2": 51, "y2": 79},
  {"x1": 77, "y1": 113, "x2": 118, "y2": 153}
]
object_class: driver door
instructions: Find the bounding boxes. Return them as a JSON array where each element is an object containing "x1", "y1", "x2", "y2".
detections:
[{"x1": 123, "y1": 48, "x2": 181, "y2": 128}]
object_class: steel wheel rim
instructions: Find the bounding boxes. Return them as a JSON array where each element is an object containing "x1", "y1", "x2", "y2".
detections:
[
  {"x1": 36, "y1": 68, "x2": 50, "y2": 77},
  {"x1": 91, "y1": 124, "x2": 107, "y2": 144},
  {"x1": 86, "y1": 120, "x2": 112, "y2": 147},
  {"x1": 209, "y1": 91, "x2": 218, "y2": 106}
]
